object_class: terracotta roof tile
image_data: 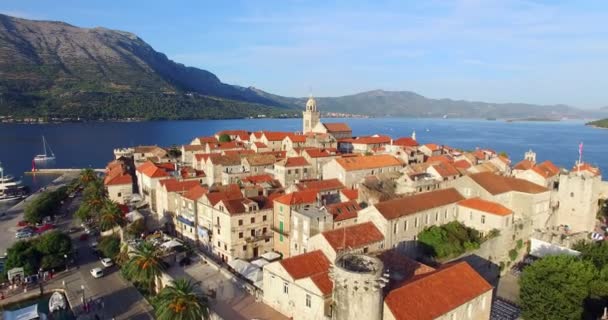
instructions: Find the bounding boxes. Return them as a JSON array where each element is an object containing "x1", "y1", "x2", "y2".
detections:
[
  {"x1": 216, "y1": 130, "x2": 250, "y2": 141},
  {"x1": 393, "y1": 137, "x2": 419, "y2": 147},
  {"x1": 285, "y1": 134, "x2": 307, "y2": 143},
  {"x1": 159, "y1": 179, "x2": 201, "y2": 193},
  {"x1": 385, "y1": 262, "x2": 492, "y2": 320},
  {"x1": 374, "y1": 188, "x2": 464, "y2": 220},
  {"x1": 458, "y1": 197, "x2": 513, "y2": 216},
  {"x1": 303, "y1": 148, "x2": 338, "y2": 158},
  {"x1": 423, "y1": 143, "x2": 441, "y2": 151},
  {"x1": 453, "y1": 160, "x2": 472, "y2": 170},
  {"x1": 254, "y1": 142, "x2": 268, "y2": 148},
  {"x1": 279, "y1": 250, "x2": 330, "y2": 280},
  {"x1": 136, "y1": 161, "x2": 170, "y2": 178},
  {"x1": 104, "y1": 173, "x2": 132, "y2": 186},
  {"x1": 274, "y1": 190, "x2": 319, "y2": 206},
  {"x1": 310, "y1": 272, "x2": 333, "y2": 296},
  {"x1": 532, "y1": 160, "x2": 560, "y2": 178},
  {"x1": 336, "y1": 154, "x2": 402, "y2": 171},
  {"x1": 183, "y1": 185, "x2": 209, "y2": 201},
  {"x1": 321, "y1": 222, "x2": 384, "y2": 251},
  {"x1": 278, "y1": 156, "x2": 310, "y2": 167},
  {"x1": 323, "y1": 122, "x2": 352, "y2": 132},
  {"x1": 296, "y1": 179, "x2": 345, "y2": 192},
  {"x1": 208, "y1": 154, "x2": 241, "y2": 166},
  {"x1": 430, "y1": 163, "x2": 460, "y2": 178},
  {"x1": 242, "y1": 174, "x2": 275, "y2": 184},
  {"x1": 325, "y1": 200, "x2": 360, "y2": 221},
  {"x1": 193, "y1": 136, "x2": 218, "y2": 144},
  {"x1": 469, "y1": 172, "x2": 549, "y2": 195},
  {"x1": 223, "y1": 149, "x2": 255, "y2": 157},
  {"x1": 262, "y1": 131, "x2": 292, "y2": 141},
  {"x1": 514, "y1": 159, "x2": 534, "y2": 170},
  {"x1": 572, "y1": 162, "x2": 601, "y2": 176},
  {"x1": 182, "y1": 144, "x2": 206, "y2": 152},
  {"x1": 340, "y1": 189, "x2": 359, "y2": 201},
  {"x1": 245, "y1": 154, "x2": 277, "y2": 166},
  {"x1": 343, "y1": 135, "x2": 391, "y2": 145},
  {"x1": 426, "y1": 155, "x2": 453, "y2": 165}
]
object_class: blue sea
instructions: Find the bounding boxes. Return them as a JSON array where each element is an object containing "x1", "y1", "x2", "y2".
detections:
[{"x1": 0, "y1": 118, "x2": 606, "y2": 196}]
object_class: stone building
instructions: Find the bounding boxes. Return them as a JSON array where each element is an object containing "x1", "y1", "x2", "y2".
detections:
[
  {"x1": 303, "y1": 95, "x2": 321, "y2": 134},
  {"x1": 307, "y1": 222, "x2": 385, "y2": 262},
  {"x1": 323, "y1": 155, "x2": 403, "y2": 188},
  {"x1": 554, "y1": 163, "x2": 602, "y2": 233}
]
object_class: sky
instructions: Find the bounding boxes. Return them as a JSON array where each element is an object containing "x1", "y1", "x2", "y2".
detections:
[{"x1": 1, "y1": 0, "x2": 607, "y2": 108}]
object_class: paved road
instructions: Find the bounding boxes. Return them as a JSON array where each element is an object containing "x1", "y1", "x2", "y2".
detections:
[
  {"x1": 64, "y1": 192, "x2": 154, "y2": 320},
  {"x1": 0, "y1": 174, "x2": 74, "y2": 255}
]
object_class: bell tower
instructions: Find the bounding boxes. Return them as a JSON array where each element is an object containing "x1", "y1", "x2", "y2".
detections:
[{"x1": 303, "y1": 94, "x2": 320, "y2": 133}]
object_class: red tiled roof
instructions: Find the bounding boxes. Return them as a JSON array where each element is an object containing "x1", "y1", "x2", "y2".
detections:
[
  {"x1": 532, "y1": 160, "x2": 560, "y2": 178},
  {"x1": 321, "y1": 222, "x2": 384, "y2": 251},
  {"x1": 262, "y1": 131, "x2": 292, "y2": 141},
  {"x1": 458, "y1": 197, "x2": 513, "y2": 216},
  {"x1": 254, "y1": 142, "x2": 268, "y2": 148},
  {"x1": 303, "y1": 148, "x2": 338, "y2": 158},
  {"x1": 274, "y1": 190, "x2": 318, "y2": 206},
  {"x1": 473, "y1": 150, "x2": 486, "y2": 160},
  {"x1": 393, "y1": 137, "x2": 419, "y2": 147},
  {"x1": 296, "y1": 179, "x2": 345, "y2": 192},
  {"x1": 286, "y1": 134, "x2": 307, "y2": 143},
  {"x1": 208, "y1": 141, "x2": 245, "y2": 151},
  {"x1": 183, "y1": 185, "x2": 209, "y2": 201},
  {"x1": 223, "y1": 149, "x2": 255, "y2": 157},
  {"x1": 325, "y1": 200, "x2": 360, "y2": 221},
  {"x1": 423, "y1": 143, "x2": 441, "y2": 151},
  {"x1": 194, "y1": 136, "x2": 218, "y2": 144},
  {"x1": 104, "y1": 173, "x2": 132, "y2": 186},
  {"x1": 430, "y1": 163, "x2": 460, "y2": 178},
  {"x1": 310, "y1": 272, "x2": 333, "y2": 296},
  {"x1": 572, "y1": 162, "x2": 601, "y2": 176},
  {"x1": 514, "y1": 159, "x2": 534, "y2": 170},
  {"x1": 344, "y1": 135, "x2": 391, "y2": 145},
  {"x1": 385, "y1": 262, "x2": 492, "y2": 320},
  {"x1": 242, "y1": 174, "x2": 275, "y2": 184},
  {"x1": 194, "y1": 153, "x2": 213, "y2": 162},
  {"x1": 156, "y1": 163, "x2": 176, "y2": 171},
  {"x1": 340, "y1": 189, "x2": 359, "y2": 201},
  {"x1": 453, "y1": 160, "x2": 472, "y2": 170},
  {"x1": 323, "y1": 122, "x2": 352, "y2": 132},
  {"x1": 216, "y1": 130, "x2": 250, "y2": 141},
  {"x1": 280, "y1": 157, "x2": 310, "y2": 167},
  {"x1": 469, "y1": 172, "x2": 549, "y2": 195},
  {"x1": 335, "y1": 154, "x2": 402, "y2": 171},
  {"x1": 159, "y1": 179, "x2": 201, "y2": 193},
  {"x1": 426, "y1": 155, "x2": 453, "y2": 165},
  {"x1": 280, "y1": 250, "x2": 330, "y2": 280},
  {"x1": 136, "y1": 161, "x2": 169, "y2": 178},
  {"x1": 182, "y1": 144, "x2": 206, "y2": 152},
  {"x1": 374, "y1": 188, "x2": 464, "y2": 220}
]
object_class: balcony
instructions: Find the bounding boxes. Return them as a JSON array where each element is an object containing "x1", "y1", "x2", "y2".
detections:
[{"x1": 245, "y1": 232, "x2": 273, "y2": 243}]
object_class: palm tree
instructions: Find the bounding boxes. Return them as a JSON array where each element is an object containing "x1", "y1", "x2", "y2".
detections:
[
  {"x1": 155, "y1": 278, "x2": 209, "y2": 320},
  {"x1": 79, "y1": 168, "x2": 98, "y2": 185},
  {"x1": 124, "y1": 241, "x2": 166, "y2": 294},
  {"x1": 98, "y1": 200, "x2": 125, "y2": 232}
]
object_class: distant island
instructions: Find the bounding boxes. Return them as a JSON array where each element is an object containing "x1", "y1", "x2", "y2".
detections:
[{"x1": 586, "y1": 118, "x2": 608, "y2": 128}]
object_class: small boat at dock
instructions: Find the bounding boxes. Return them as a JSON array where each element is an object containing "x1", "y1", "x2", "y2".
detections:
[
  {"x1": 33, "y1": 136, "x2": 56, "y2": 162},
  {"x1": 48, "y1": 291, "x2": 67, "y2": 312}
]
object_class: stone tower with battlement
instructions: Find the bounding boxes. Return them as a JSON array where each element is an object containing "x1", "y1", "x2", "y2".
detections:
[
  {"x1": 330, "y1": 254, "x2": 386, "y2": 320},
  {"x1": 524, "y1": 149, "x2": 537, "y2": 163}
]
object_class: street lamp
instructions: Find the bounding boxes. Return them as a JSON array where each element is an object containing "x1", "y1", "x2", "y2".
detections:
[{"x1": 64, "y1": 254, "x2": 68, "y2": 271}]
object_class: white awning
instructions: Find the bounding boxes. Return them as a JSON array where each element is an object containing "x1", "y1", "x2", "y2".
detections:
[
  {"x1": 161, "y1": 239, "x2": 183, "y2": 250},
  {"x1": 3, "y1": 304, "x2": 39, "y2": 320}
]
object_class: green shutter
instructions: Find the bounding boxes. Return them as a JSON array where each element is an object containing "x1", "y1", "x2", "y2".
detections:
[{"x1": 279, "y1": 221, "x2": 284, "y2": 242}]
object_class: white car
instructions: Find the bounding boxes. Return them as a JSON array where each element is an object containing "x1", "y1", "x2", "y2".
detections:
[
  {"x1": 100, "y1": 258, "x2": 113, "y2": 268},
  {"x1": 90, "y1": 267, "x2": 104, "y2": 278}
]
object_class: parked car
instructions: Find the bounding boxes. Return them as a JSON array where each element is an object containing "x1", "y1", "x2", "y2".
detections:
[
  {"x1": 17, "y1": 220, "x2": 28, "y2": 227},
  {"x1": 90, "y1": 268, "x2": 104, "y2": 278},
  {"x1": 35, "y1": 223, "x2": 54, "y2": 234},
  {"x1": 100, "y1": 258, "x2": 113, "y2": 268},
  {"x1": 15, "y1": 231, "x2": 33, "y2": 239}
]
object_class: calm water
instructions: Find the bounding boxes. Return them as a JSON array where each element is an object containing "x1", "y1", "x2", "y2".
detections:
[{"x1": 0, "y1": 118, "x2": 606, "y2": 196}]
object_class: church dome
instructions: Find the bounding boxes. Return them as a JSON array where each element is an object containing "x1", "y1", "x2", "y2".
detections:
[{"x1": 306, "y1": 95, "x2": 317, "y2": 111}]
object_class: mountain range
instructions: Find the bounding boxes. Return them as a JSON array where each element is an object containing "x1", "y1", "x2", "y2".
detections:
[{"x1": 0, "y1": 13, "x2": 603, "y2": 120}]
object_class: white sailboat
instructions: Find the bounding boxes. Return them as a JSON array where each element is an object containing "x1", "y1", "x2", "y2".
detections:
[
  {"x1": 0, "y1": 162, "x2": 29, "y2": 202},
  {"x1": 33, "y1": 136, "x2": 56, "y2": 162}
]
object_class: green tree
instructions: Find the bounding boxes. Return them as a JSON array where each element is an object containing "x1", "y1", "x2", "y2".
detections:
[
  {"x1": 124, "y1": 242, "x2": 167, "y2": 294},
  {"x1": 417, "y1": 221, "x2": 482, "y2": 259},
  {"x1": 5, "y1": 241, "x2": 41, "y2": 275},
  {"x1": 218, "y1": 134, "x2": 231, "y2": 142},
  {"x1": 520, "y1": 255, "x2": 596, "y2": 320},
  {"x1": 573, "y1": 241, "x2": 608, "y2": 270},
  {"x1": 79, "y1": 168, "x2": 98, "y2": 185},
  {"x1": 77, "y1": 178, "x2": 106, "y2": 222},
  {"x1": 98, "y1": 236, "x2": 121, "y2": 259},
  {"x1": 99, "y1": 200, "x2": 126, "y2": 232},
  {"x1": 24, "y1": 187, "x2": 69, "y2": 224},
  {"x1": 127, "y1": 219, "x2": 146, "y2": 238},
  {"x1": 154, "y1": 278, "x2": 209, "y2": 320},
  {"x1": 35, "y1": 230, "x2": 72, "y2": 257}
]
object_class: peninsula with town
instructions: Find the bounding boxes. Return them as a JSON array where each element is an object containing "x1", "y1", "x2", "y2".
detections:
[{"x1": 91, "y1": 96, "x2": 608, "y2": 319}]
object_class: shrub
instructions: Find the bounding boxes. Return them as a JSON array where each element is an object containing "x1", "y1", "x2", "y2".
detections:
[
  {"x1": 417, "y1": 221, "x2": 483, "y2": 259},
  {"x1": 509, "y1": 249, "x2": 518, "y2": 261},
  {"x1": 99, "y1": 236, "x2": 121, "y2": 259}
]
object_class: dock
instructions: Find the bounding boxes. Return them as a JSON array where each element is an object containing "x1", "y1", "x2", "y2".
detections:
[{"x1": 25, "y1": 168, "x2": 104, "y2": 175}]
